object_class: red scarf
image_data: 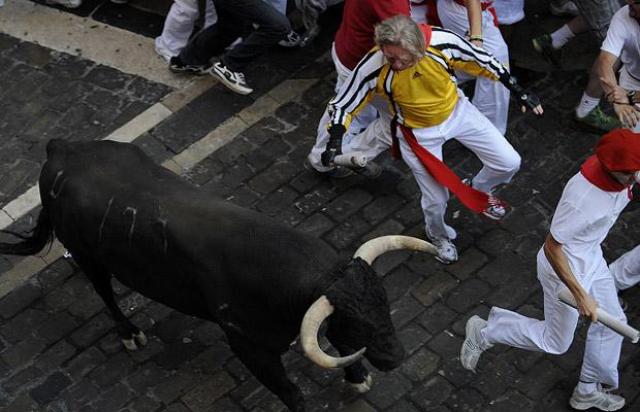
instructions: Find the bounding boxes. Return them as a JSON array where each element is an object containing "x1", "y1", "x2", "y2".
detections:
[
  {"x1": 396, "y1": 124, "x2": 507, "y2": 215},
  {"x1": 580, "y1": 155, "x2": 630, "y2": 196}
]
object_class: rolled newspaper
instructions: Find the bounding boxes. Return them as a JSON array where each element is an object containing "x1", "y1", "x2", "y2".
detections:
[
  {"x1": 558, "y1": 289, "x2": 640, "y2": 343},
  {"x1": 333, "y1": 153, "x2": 367, "y2": 168}
]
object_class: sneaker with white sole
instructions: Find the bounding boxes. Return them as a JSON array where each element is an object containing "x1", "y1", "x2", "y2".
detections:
[
  {"x1": 45, "y1": 0, "x2": 81, "y2": 8},
  {"x1": 210, "y1": 62, "x2": 253, "y2": 95},
  {"x1": 569, "y1": 384, "x2": 625, "y2": 411},
  {"x1": 279, "y1": 31, "x2": 301, "y2": 48},
  {"x1": 430, "y1": 237, "x2": 458, "y2": 264},
  {"x1": 355, "y1": 161, "x2": 382, "y2": 179},
  {"x1": 169, "y1": 56, "x2": 210, "y2": 75},
  {"x1": 460, "y1": 315, "x2": 492, "y2": 373},
  {"x1": 482, "y1": 196, "x2": 507, "y2": 220},
  {"x1": 549, "y1": 0, "x2": 579, "y2": 17}
]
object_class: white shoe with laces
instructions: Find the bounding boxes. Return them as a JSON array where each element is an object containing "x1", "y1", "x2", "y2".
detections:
[
  {"x1": 569, "y1": 384, "x2": 625, "y2": 411},
  {"x1": 430, "y1": 237, "x2": 458, "y2": 264},
  {"x1": 210, "y1": 62, "x2": 253, "y2": 95},
  {"x1": 45, "y1": 0, "x2": 81, "y2": 8},
  {"x1": 482, "y1": 196, "x2": 507, "y2": 220},
  {"x1": 550, "y1": 0, "x2": 579, "y2": 17},
  {"x1": 460, "y1": 315, "x2": 492, "y2": 373}
]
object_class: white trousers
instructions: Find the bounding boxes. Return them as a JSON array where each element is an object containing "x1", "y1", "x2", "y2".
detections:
[
  {"x1": 610, "y1": 244, "x2": 640, "y2": 291},
  {"x1": 437, "y1": 0, "x2": 511, "y2": 135},
  {"x1": 484, "y1": 249, "x2": 626, "y2": 388},
  {"x1": 398, "y1": 94, "x2": 520, "y2": 239},
  {"x1": 307, "y1": 43, "x2": 388, "y2": 172},
  {"x1": 155, "y1": 0, "x2": 218, "y2": 62},
  {"x1": 492, "y1": 0, "x2": 525, "y2": 25}
]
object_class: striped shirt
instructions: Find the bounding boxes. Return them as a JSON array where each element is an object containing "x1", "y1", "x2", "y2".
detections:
[{"x1": 328, "y1": 26, "x2": 511, "y2": 129}]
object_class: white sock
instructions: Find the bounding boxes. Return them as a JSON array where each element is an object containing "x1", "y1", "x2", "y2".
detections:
[
  {"x1": 575, "y1": 93, "x2": 600, "y2": 118},
  {"x1": 550, "y1": 24, "x2": 575, "y2": 49},
  {"x1": 577, "y1": 381, "x2": 598, "y2": 395}
]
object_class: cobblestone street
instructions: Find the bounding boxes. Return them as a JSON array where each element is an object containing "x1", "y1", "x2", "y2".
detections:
[{"x1": 1, "y1": 1, "x2": 640, "y2": 411}]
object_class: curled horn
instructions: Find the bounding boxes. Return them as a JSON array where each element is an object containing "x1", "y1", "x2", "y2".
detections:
[
  {"x1": 354, "y1": 235, "x2": 437, "y2": 265},
  {"x1": 300, "y1": 295, "x2": 366, "y2": 369}
]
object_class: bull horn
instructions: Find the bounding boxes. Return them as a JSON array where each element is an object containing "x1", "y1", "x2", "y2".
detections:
[
  {"x1": 354, "y1": 235, "x2": 437, "y2": 265},
  {"x1": 300, "y1": 295, "x2": 366, "y2": 369}
]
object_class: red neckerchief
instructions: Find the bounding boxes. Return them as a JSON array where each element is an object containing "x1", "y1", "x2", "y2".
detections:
[
  {"x1": 580, "y1": 155, "x2": 632, "y2": 198},
  {"x1": 396, "y1": 124, "x2": 507, "y2": 215}
]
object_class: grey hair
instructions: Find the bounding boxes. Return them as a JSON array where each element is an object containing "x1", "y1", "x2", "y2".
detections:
[{"x1": 374, "y1": 15, "x2": 426, "y2": 60}]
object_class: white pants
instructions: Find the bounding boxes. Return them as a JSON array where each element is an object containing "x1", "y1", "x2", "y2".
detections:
[
  {"x1": 307, "y1": 43, "x2": 388, "y2": 172},
  {"x1": 155, "y1": 0, "x2": 218, "y2": 62},
  {"x1": 610, "y1": 244, "x2": 640, "y2": 291},
  {"x1": 484, "y1": 249, "x2": 626, "y2": 388},
  {"x1": 437, "y1": 0, "x2": 511, "y2": 135},
  {"x1": 492, "y1": 0, "x2": 525, "y2": 25},
  {"x1": 398, "y1": 93, "x2": 520, "y2": 240}
]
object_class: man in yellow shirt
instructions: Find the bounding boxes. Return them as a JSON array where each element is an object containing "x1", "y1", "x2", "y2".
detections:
[{"x1": 322, "y1": 15, "x2": 542, "y2": 264}]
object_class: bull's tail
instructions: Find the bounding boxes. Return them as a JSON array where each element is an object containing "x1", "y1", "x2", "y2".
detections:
[{"x1": 0, "y1": 210, "x2": 53, "y2": 256}]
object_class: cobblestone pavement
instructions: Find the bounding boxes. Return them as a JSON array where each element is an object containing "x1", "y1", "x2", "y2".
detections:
[{"x1": 2, "y1": 1, "x2": 640, "y2": 412}]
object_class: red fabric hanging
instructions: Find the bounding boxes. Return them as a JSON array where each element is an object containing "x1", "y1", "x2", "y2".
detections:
[{"x1": 397, "y1": 124, "x2": 507, "y2": 215}]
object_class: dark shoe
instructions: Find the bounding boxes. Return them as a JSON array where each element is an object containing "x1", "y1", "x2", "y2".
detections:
[
  {"x1": 532, "y1": 34, "x2": 561, "y2": 67},
  {"x1": 210, "y1": 62, "x2": 253, "y2": 95},
  {"x1": 278, "y1": 31, "x2": 301, "y2": 48},
  {"x1": 303, "y1": 159, "x2": 353, "y2": 178},
  {"x1": 356, "y1": 162, "x2": 382, "y2": 179},
  {"x1": 169, "y1": 56, "x2": 210, "y2": 75},
  {"x1": 575, "y1": 106, "x2": 621, "y2": 132}
]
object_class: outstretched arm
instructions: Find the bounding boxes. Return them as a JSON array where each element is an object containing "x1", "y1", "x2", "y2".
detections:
[{"x1": 431, "y1": 28, "x2": 543, "y2": 115}]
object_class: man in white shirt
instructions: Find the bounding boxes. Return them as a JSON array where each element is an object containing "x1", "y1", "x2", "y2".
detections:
[
  {"x1": 598, "y1": 1, "x2": 640, "y2": 130},
  {"x1": 460, "y1": 129, "x2": 640, "y2": 412}
]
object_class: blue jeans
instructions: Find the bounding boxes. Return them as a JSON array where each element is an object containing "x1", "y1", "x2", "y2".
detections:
[{"x1": 180, "y1": 0, "x2": 290, "y2": 72}]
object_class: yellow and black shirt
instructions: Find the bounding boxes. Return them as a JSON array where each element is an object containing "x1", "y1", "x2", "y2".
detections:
[{"x1": 328, "y1": 25, "x2": 511, "y2": 130}]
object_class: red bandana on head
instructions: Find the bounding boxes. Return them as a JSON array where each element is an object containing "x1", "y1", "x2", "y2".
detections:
[{"x1": 580, "y1": 128, "x2": 640, "y2": 193}]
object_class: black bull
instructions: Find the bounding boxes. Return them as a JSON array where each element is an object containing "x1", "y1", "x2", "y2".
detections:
[{"x1": 0, "y1": 140, "x2": 433, "y2": 411}]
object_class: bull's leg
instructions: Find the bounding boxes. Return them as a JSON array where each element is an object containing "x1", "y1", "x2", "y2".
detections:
[
  {"x1": 326, "y1": 336, "x2": 372, "y2": 393},
  {"x1": 226, "y1": 332, "x2": 305, "y2": 412},
  {"x1": 72, "y1": 254, "x2": 146, "y2": 350}
]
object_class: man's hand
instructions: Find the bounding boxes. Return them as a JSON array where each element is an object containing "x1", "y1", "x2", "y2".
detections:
[
  {"x1": 601, "y1": 76, "x2": 628, "y2": 104},
  {"x1": 613, "y1": 102, "x2": 640, "y2": 128},
  {"x1": 321, "y1": 125, "x2": 346, "y2": 167},
  {"x1": 507, "y1": 77, "x2": 544, "y2": 115},
  {"x1": 576, "y1": 292, "x2": 599, "y2": 323},
  {"x1": 517, "y1": 90, "x2": 544, "y2": 115}
]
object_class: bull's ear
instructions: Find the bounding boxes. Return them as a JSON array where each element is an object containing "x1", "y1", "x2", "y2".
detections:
[{"x1": 300, "y1": 295, "x2": 366, "y2": 369}]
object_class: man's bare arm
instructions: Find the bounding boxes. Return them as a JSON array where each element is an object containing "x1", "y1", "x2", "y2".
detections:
[{"x1": 543, "y1": 233, "x2": 599, "y2": 321}]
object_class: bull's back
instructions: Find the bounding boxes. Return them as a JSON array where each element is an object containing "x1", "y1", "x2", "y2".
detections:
[{"x1": 41, "y1": 140, "x2": 211, "y2": 317}]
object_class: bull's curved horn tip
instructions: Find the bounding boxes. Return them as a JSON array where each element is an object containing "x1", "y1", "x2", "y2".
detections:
[{"x1": 354, "y1": 235, "x2": 437, "y2": 265}]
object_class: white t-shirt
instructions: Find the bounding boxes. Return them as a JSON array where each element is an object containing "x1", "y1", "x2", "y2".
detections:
[
  {"x1": 548, "y1": 172, "x2": 630, "y2": 279},
  {"x1": 601, "y1": 5, "x2": 640, "y2": 85}
]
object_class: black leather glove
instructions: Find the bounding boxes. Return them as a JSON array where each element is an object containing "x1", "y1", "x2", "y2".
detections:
[
  {"x1": 506, "y1": 76, "x2": 541, "y2": 112},
  {"x1": 321, "y1": 124, "x2": 346, "y2": 167}
]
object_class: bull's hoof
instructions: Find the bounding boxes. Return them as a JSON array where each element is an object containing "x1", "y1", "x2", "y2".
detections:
[
  {"x1": 349, "y1": 374, "x2": 372, "y2": 393},
  {"x1": 122, "y1": 331, "x2": 147, "y2": 351}
]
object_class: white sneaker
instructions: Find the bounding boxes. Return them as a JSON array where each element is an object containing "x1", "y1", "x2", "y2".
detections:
[
  {"x1": 431, "y1": 237, "x2": 458, "y2": 264},
  {"x1": 460, "y1": 315, "x2": 492, "y2": 373},
  {"x1": 210, "y1": 62, "x2": 253, "y2": 95},
  {"x1": 45, "y1": 0, "x2": 82, "y2": 8},
  {"x1": 569, "y1": 384, "x2": 625, "y2": 411},
  {"x1": 549, "y1": 0, "x2": 579, "y2": 17}
]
